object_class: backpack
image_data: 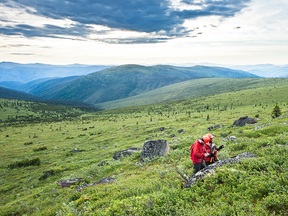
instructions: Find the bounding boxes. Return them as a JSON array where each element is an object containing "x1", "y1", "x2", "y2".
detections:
[{"x1": 190, "y1": 141, "x2": 197, "y2": 161}]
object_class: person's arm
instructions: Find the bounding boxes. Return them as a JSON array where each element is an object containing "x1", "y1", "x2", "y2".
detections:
[{"x1": 216, "y1": 144, "x2": 224, "y2": 151}]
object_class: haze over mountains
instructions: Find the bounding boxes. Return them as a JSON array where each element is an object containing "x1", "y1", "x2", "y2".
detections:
[{"x1": 1, "y1": 62, "x2": 287, "y2": 110}]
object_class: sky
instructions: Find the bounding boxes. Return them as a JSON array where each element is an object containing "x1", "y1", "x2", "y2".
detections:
[{"x1": 0, "y1": 0, "x2": 288, "y2": 66}]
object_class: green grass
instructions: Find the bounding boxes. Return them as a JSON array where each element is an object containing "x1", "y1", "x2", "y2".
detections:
[
  {"x1": 97, "y1": 77, "x2": 288, "y2": 109},
  {"x1": 0, "y1": 84, "x2": 288, "y2": 215}
]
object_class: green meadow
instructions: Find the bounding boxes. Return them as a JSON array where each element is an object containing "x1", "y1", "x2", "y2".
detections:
[{"x1": 1, "y1": 83, "x2": 288, "y2": 215}]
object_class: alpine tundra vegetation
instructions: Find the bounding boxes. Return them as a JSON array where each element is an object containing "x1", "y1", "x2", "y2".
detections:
[{"x1": 0, "y1": 82, "x2": 288, "y2": 215}]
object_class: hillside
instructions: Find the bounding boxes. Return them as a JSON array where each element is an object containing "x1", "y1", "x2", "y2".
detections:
[
  {"x1": 33, "y1": 64, "x2": 259, "y2": 105},
  {"x1": 0, "y1": 84, "x2": 287, "y2": 215},
  {"x1": 19, "y1": 76, "x2": 81, "y2": 95},
  {"x1": 97, "y1": 77, "x2": 288, "y2": 109},
  {"x1": 0, "y1": 87, "x2": 100, "y2": 112}
]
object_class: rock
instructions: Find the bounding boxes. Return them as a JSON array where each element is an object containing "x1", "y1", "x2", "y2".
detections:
[
  {"x1": 177, "y1": 129, "x2": 185, "y2": 133},
  {"x1": 157, "y1": 127, "x2": 165, "y2": 132},
  {"x1": 232, "y1": 116, "x2": 257, "y2": 127},
  {"x1": 169, "y1": 134, "x2": 176, "y2": 138},
  {"x1": 113, "y1": 147, "x2": 142, "y2": 160},
  {"x1": 254, "y1": 126, "x2": 262, "y2": 131},
  {"x1": 72, "y1": 148, "x2": 79, "y2": 153},
  {"x1": 207, "y1": 124, "x2": 222, "y2": 131},
  {"x1": 56, "y1": 178, "x2": 82, "y2": 188},
  {"x1": 74, "y1": 177, "x2": 117, "y2": 191},
  {"x1": 254, "y1": 123, "x2": 271, "y2": 131},
  {"x1": 220, "y1": 136, "x2": 237, "y2": 144},
  {"x1": 140, "y1": 139, "x2": 170, "y2": 162},
  {"x1": 97, "y1": 160, "x2": 109, "y2": 166},
  {"x1": 184, "y1": 152, "x2": 258, "y2": 188}
]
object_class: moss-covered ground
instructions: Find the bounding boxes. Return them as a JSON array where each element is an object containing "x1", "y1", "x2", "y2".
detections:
[{"x1": 0, "y1": 84, "x2": 288, "y2": 215}]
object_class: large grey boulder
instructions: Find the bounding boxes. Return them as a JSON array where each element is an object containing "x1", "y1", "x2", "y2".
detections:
[
  {"x1": 140, "y1": 139, "x2": 170, "y2": 162},
  {"x1": 232, "y1": 116, "x2": 257, "y2": 127},
  {"x1": 184, "y1": 152, "x2": 258, "y2": 188},
  {"x1": 113, "y1": 147, "x2": 142, "y2": 160},
  {"x1": 74, "y1": 177, "x2": 117, "y2": 191}
]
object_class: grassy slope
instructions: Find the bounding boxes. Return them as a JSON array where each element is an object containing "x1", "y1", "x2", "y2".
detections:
[
  {"x1": 35, "y1": 64, "x2": 258, "y2": 105},
  {"x1": 97, "y1": 77, "x2": 288, "y2": 110},
  {"x1": 0, "y1": 84, "x2": 288, "y2": 215},
  {"x1": 19, "y1": 76, "x2": 80, "y2": 95},
  {"x1": 0, "y1": 87, "x2": 99, "y2": 111}
]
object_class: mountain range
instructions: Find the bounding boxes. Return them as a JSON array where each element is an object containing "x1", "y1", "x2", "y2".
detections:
[
  {"x1": 0, "y1": 61, "x2": 112, "y2": 83},
  {"x1": 0, "y1": 64, "x2": 260, "y2": 107}
]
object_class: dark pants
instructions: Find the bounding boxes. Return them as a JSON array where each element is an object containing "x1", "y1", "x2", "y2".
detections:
[{"x1": 193, "y1": 162, "x2": 205, "y2": 175}]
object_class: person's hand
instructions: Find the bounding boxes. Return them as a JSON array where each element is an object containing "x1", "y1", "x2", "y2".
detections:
[{"x1": 204, "y1": 153, "x2": 209, "y2": 157}]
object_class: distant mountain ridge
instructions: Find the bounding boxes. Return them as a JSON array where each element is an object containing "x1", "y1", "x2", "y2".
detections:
[
  {"x1": 26, "y1": 64, "x2": 259, "y2": 106},
  {"x1": 0, "y1": 62, "x2": 112, "y2": 83},
  {"x1": 224, "y1": 64, "x2": 288, "y2": 78}
]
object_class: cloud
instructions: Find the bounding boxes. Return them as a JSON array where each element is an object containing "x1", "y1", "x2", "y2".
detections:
[
  {"x1": 10, "y1": 53, "x2": 33, "y2": 55},
  {"x1": 0, "y1": 0, "x2": 251, "y2": 43}
]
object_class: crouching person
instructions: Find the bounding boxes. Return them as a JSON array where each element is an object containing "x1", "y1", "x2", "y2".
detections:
[{"x1": 191, "y1": 137, "x2": 209, "y2": 175}]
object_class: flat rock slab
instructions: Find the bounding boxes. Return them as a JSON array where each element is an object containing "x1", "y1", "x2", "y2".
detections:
[
  {"x1": 184, "y1": 152, "x2": 258, "y2": 188},
  {"x1": 232, "y1": 116, "x2": 257, "y2": 127},
  {"x1": 74, "y1": 177, "x2": 117, "y2": 191},
  {"x1": 57, "y1": 178, "x2": 82, "y2": 188},
  {"x1": 113, "y1": 147, "x2": 142, "y2": 160},
  {"x1": 140, "y1": 139, "x2": 170, "y2": 162},
  {"x1": 220, "y1": 136, "x2": 237, "y2": 144},
  {"x1": 207, "y1": 124, "x2": 222, "y2": 131}
]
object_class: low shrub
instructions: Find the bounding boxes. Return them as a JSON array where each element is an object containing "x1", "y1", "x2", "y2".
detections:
[
  {"x1": 8, "y1": 158, "x2": 41, "y2": 169},
  {"x1": 24, "y1": 141, "x2": 33, "y2": 145},
  {"x1": 33, "y1": 146, "x2": 47, "y2": 152}
]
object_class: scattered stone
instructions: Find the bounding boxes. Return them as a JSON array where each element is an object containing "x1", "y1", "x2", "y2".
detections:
[
  {"x1": 254, "y1": 126, "x2": 262, "y2": 131},
  {"x1": 207, "y1": 124, "x2": 222, "y2": 131},
  {"x1": 220, "y1": 136, "x2": 237, "y2": 144},
  {"x1": 41, "y1": 171, "x2": 52, "y2": 179},
  {"x1": 157, "y1": 127, "x2": 165, "y2": 132},
  {"x1": 97, "y1": 160, "x2": 109, "y2": 166},
  {"x1": 177, "y1": 129, "x2": 185, "y2": 133},
  {"x1": 238, "y1": 130, "x2": 243, "y2": 133},
  {"x1": 74, "y1": 177, "x2": 117, "y2": 191},
  {"x1": 184, "y1": 152, "x2": 258, "y2": 188},
  {"x1": 140, "y1": 139, "x2": 170, "y2": 162},
  {"x1": 254, "y1": 123, "x2": 271, "y2": 131},
  {"x1": 278, "y1": 115, "x2": 287, "y2": 119},
  {"x1": 72, "y1": 148, "x2": 79, "y2": 153},
  {"x1": 232, "y1": 116, "x2": 257, "y2": 127},
  {"x1": 113, "y1": 147, "x2": 142, "y2": 160},
  {"x1": 56, "y1": 178, "x2": 82, "y2": 188},
  {"x1": 169, "y1": 134, "x2": 176, "y2": 138}
]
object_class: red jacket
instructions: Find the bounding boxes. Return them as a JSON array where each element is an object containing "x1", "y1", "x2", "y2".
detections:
[
  {"x1": 204, "y1": 143, "x2": 218, "y2": 162},
  {"x1": 192, "y1": 139, "x2": 207, "y2": 164}
]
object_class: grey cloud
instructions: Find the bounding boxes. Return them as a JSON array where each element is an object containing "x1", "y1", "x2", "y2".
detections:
[
  {"x1": 0, "y1": 23, "x2": 96, "y2": 38},
  {"x1": 0, "y1": 0, "x2": 251, "y2": 43}
]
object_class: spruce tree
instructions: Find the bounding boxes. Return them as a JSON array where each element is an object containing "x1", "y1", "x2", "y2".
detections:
[{"x1": 271, "y1": 104, "x2": 282, "y2": 118}]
